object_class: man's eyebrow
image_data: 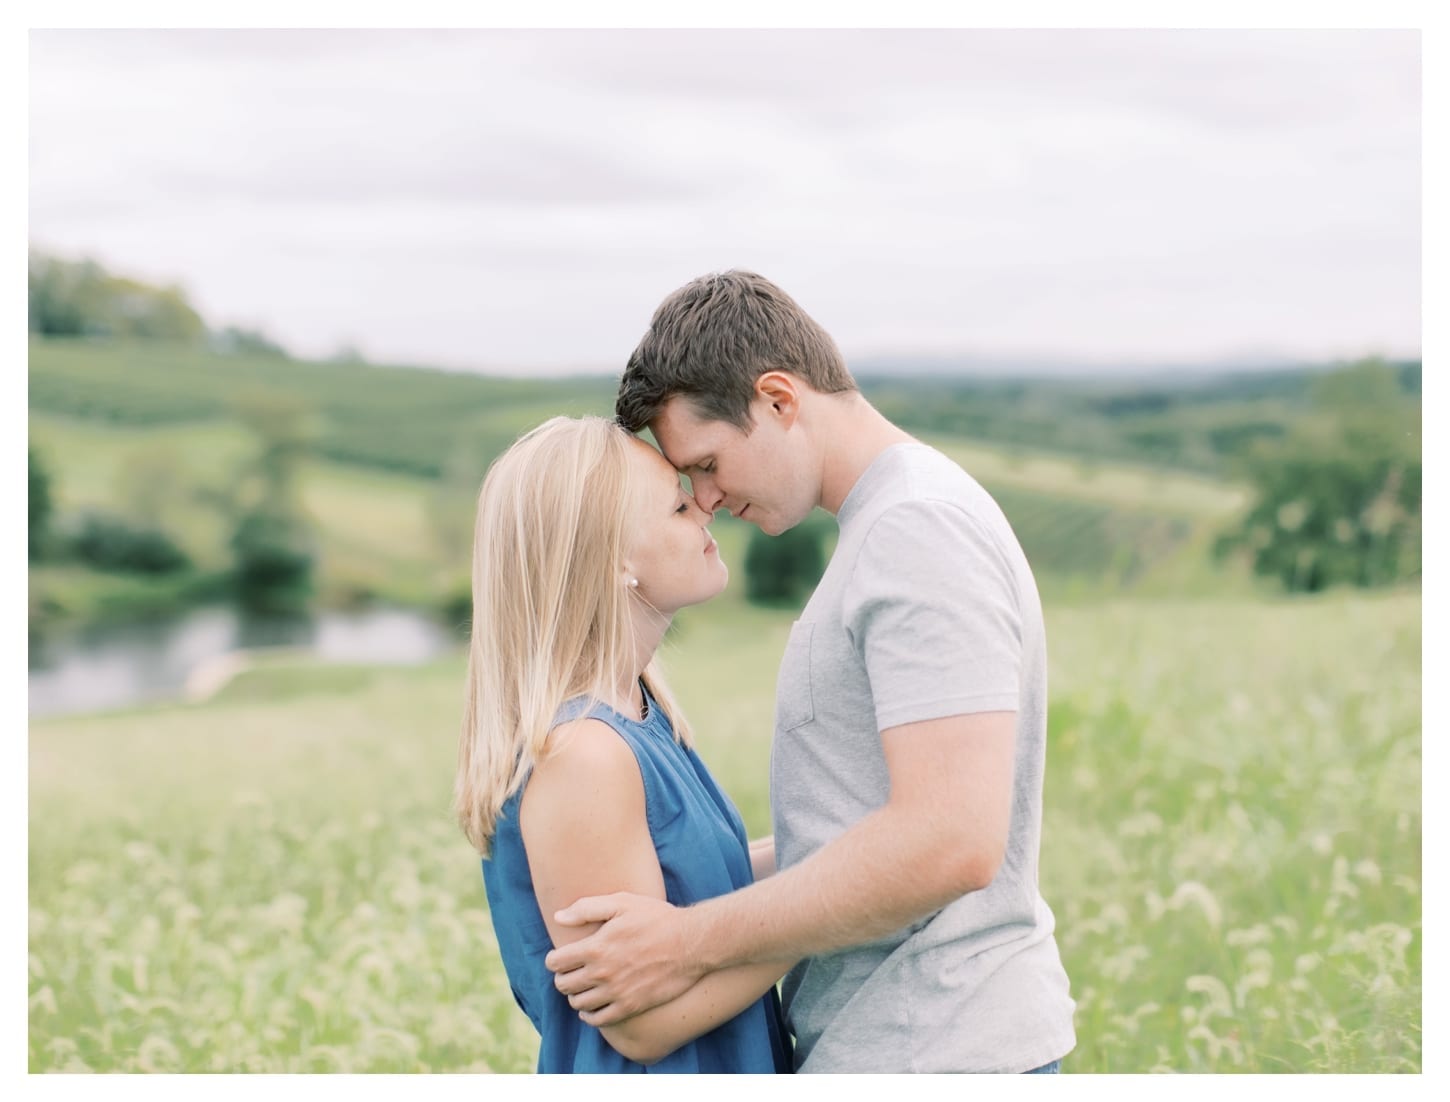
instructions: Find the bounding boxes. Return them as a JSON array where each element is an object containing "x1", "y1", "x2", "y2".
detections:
[{"x1": 669, "y1": 452, "x2": 708, "y2": 474}]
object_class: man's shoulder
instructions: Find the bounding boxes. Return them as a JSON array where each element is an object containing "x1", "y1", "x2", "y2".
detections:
[
  {"x1": 861, "y1": 482, "x2": 1005, "y2": 549},
  {"x1": 870, "y1": 444, "x2": 995, "y2": 513},
  {"x1": 843, "y1": 455, "x2": 1031, "y2": 596}
]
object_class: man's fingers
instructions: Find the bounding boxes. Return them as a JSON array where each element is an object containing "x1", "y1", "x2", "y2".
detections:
[
  {"x1": 553, "y1": 893, "x2": 622, "y2": 927},
  {"x1": 544, "y1": 945, "x2": 585, "y2": 974},
  {"x1": 579, "y1": 1002, "x2": 630, "y2": 1028},
  {"x1": 544, "y1": 894, "x2": 625, "y2": 973},
  {"x1": 566, "y1": 987, "x2": 611, "y2": 1013},
  {"x1": 552, "y1": 967, "x2": 592, "y2": 997}
]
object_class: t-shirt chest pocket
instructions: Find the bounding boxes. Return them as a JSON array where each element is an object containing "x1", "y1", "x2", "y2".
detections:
[{"x1": 776, "y1": 620, "x2": 816, "y2": 732}]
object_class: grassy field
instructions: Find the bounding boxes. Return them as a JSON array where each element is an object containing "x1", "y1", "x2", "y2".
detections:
[
  {"x1": 29, "y1": 589, "x2": 1421, "y2": 1073},
  {"x1": 27, "y1": 337, "x2": 1420, "y2": 1071}
]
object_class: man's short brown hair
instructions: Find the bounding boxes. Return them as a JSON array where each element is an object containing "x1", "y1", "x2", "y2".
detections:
[{"x1": 615, "y1": 270, "x2": 857, "y2": 433}]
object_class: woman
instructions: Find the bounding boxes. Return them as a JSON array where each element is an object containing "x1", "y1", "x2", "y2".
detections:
[{"x1": 455, "y1": 416, "x2": 793, "y2": 1073}]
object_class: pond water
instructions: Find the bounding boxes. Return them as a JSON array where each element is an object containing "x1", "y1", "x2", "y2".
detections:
[{"x1": 28, "y1": 604, "x2": 461, "y2": 718}]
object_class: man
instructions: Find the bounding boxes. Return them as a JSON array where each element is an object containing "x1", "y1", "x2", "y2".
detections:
[{"x1": 544, "y1": 270, "x2": 1075, "y2": 1073}]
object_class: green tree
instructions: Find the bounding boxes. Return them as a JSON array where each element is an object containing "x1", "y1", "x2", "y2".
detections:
[
  {"x1": 228, "y1": 393, "x2": 317, "y2": 613},
  {"x1": 1218, "y1": 360, "x2": 1420, "y2": 592},
  {"x1": 28, "y1": 251, "x2": 108, "y2": 336},
  {"x1": 107, "y1": 277, "x2": 206, "y2": 341},
  {"x1": 28, "y1": 447, "x2": 53, "y2": 560},
  {"x1": 28, "y1": 250, "x2": 206, "y2": 341},
  {"x1": 743, "y1": 513, "x2": 831, "y2": 607},
  {"x1": 67, "y1": 511, "x2": 191, "y2": 575}
]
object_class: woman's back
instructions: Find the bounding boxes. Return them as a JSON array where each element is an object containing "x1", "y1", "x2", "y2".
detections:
[{"x1": 483, "y1": 684, "x2": 792, "y2": 1073}]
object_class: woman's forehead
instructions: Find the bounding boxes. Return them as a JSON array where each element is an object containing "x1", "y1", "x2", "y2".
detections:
[{"x1": 626, "y1": 435, "x2": 685, "y2": 490}]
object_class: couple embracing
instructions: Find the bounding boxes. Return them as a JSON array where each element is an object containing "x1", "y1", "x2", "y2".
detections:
[{"x1": 454, "y1": 271, "x2": 1076, "y2": 1074}]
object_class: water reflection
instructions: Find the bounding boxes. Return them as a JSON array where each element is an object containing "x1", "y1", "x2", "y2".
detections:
[{"x1": 28, "y1": 605, "x2": 457, "y2": 719}]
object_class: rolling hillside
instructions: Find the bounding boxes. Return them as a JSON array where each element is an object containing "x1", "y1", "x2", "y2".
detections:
[{"x1": 29, "y1": 337, "x2": 1258, "y2": 618}]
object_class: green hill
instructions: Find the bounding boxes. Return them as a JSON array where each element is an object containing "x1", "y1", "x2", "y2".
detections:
[
  {"x1": 925, "y1": 435, "x2": 1247, "y2": 592},
  {"x1": 29, "y1": 337, "x2": 618, "y2": 479},
  {"x1": 29, "y1": 337, "x2": 1261, "y2": 619}
]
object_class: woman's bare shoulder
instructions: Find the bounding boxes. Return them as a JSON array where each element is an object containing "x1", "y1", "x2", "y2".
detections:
[{"x1": 524, "y1": 716, "x2": 644, "y2": 825}]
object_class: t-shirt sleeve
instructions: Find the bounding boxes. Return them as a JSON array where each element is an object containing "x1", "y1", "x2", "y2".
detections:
[{"x1": 842, "y1": 498, "x2": 1022, "y2": 732}]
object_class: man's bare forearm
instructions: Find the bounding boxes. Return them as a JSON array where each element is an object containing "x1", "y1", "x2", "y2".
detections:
[{"x1": 684, "y1": 801, "x2": 993, "y2": 973}]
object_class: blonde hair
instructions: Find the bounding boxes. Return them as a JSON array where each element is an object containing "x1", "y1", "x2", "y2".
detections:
[{"x1": 455, "y1": 415, "x2": 693, "y2": 855}]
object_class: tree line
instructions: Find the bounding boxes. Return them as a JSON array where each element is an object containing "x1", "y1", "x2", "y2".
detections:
[{"x1": 29, "y1": 249, "x2": 288, "y2": 357}]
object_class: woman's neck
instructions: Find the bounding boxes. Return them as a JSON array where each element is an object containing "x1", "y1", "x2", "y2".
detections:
[{"x1": 611, "y1": 604, "x2": 671, "y2": 720}]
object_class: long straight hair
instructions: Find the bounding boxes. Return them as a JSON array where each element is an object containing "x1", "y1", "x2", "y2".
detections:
[{"x1": 455, "y1": 416, "x2": 692, "y2": 856}]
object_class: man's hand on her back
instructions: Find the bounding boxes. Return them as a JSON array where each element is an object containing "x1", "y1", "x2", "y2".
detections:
[{"x1": 545, "y1": 892, "x2": 704, "y2": 1025}]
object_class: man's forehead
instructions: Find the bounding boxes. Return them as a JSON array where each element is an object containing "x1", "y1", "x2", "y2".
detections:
[
  {"x1": 650, "y1": 398, "x2": 721, "y2": 470},
  {"x1": 651, "y1": 429, "x2": 700, "y2": 473}
]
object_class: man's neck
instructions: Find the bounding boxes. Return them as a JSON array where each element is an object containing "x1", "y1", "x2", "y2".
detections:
[{"x1": 815, "y1": 392, "x2": 917, "y2": 516}]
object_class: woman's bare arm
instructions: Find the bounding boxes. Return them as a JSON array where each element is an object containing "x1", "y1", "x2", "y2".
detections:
[
  {"x1": 521, "y1": 719, "x2": 792, "y2": 1065},
  {"x1": 749, "y1": 835, "x2": 777, "y2": 881}
]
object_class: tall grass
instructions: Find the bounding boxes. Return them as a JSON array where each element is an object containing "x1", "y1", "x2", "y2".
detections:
[{"x1": 29, "y1": 591, "x2": 1420, "y2": 1072}]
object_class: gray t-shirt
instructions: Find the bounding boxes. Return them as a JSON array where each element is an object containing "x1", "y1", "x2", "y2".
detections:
[{"x1": 771, "y1": 442, "x2": 1076, "y2": 1073}]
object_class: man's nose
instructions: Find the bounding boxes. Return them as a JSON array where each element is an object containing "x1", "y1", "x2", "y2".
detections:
[
  {"x1": 691, "y1": 477, "x2": 725, "y2": 514},
  {"x1": 688, "y1": 496, "x2": 715, "y2": 524}
]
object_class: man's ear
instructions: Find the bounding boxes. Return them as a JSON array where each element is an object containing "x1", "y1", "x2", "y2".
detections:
[{"x1": 755, "y1": 371, "x2": 801, "y2": 426}]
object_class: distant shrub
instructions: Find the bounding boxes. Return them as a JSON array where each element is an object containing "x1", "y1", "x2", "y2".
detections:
[
  {"x1": 230, "y1": 510, "x2": 315, "y2": 613},
  {"x1": 227, "y1": 395, "x2": 317, "y2": 614},
  {"x1": 66, "y1": 511, "x2": 191, "y2": 575},
  {"x1": 438, "y1": 581, "x2": 473, "y2": 640},
  {"x1": 1217, "y1": 360, "x2": 1421, "y2": 593},
  {"x1": 29, "y1": 448, "x2": 53, "y2": 561},
  {"x1": 744, "y1": 513, "x2": 831, "y2": 608}
]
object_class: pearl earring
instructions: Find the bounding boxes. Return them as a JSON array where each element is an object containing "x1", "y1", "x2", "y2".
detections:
[{"x1": 627, "y1": 577, "x2": 639, "y2": 588}]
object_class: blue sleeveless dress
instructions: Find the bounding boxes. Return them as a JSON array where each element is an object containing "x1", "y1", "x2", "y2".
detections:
[{"x1": 482, "y1": 684, "x2": 793, "y2": 1073}]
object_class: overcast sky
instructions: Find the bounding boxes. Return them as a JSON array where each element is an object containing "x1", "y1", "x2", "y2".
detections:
[{"x1": 28, "y1": 28, "x2": 1421, "y2": 375}]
